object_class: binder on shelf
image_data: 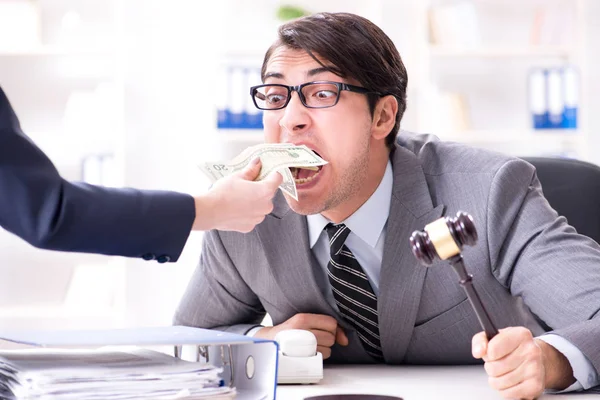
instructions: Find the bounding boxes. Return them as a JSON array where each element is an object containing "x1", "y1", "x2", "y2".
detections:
[
  {"x1": 562, "y1": 65, "x2": 578, "y2": 129},
  {"x1": 528, "y1": 67, "x2": 548, "y2": 129},
  {"x1": 0, "y1": 325, "x2": 279, "y2": 400},
  {"x1": 528, "y1": 65, "x2": 579, "y2": 130},
  {"x1": 546, "y1": 68, "x2": 564, "y2": 129},
  {"x1": 217, "y1": 65, "x2": 264, "y2": 130},
  {"x1": 245, "y1": 68, "x2": 264, "y2": 129}
]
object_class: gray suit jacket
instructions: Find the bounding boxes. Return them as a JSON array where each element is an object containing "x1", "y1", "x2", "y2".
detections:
[{"x1": 174, "y1": 132, "x2": 600, "y2": 373}]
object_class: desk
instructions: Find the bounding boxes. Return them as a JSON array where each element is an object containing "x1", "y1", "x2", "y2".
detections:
[{"x1": 277, "y1": 365, "x2": 600, "y2": 399}]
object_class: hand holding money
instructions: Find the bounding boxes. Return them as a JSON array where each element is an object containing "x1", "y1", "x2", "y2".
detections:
[
  {"x1": 193, "y1": 158, "x2": 282, "y2": 232},
  {"x1": 199, "y1": 143, "x2": 329, "y2": 200}
]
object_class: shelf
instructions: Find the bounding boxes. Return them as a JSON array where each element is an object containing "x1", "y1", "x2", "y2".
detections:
[
  {"x1": 438, "y1": 129, "x2": 582, "y2": 144},
  {"x1": 215, "y1": 129, "x2": 580, "y2": 145},
  {"x1": 216, "y1": 130, "x2": 264, "y2": 143},
  {"x1": 0, "y1": 45, "x2": 116, "y2": 57},
  {"x1": 428, "y1": 46, "x2": 573, "y2": 59},
  {"x1": 0, "y1": 306, "x2": 123, "y2": 319},
  {"x1": 0, "y1": 306, "x2": 126, "y2": 331}
]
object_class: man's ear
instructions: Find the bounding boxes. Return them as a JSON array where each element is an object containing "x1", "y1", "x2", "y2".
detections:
[{"x1": 371, "y1": 95, "x2": 398, "y2": 140}]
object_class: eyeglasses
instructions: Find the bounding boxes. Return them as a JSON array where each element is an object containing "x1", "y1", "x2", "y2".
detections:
[{"x1": 249, "y1": 81, "x2": 381, "y2": 110}]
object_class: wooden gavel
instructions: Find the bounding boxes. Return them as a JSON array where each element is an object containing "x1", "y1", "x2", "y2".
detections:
[{"x1": 410, "y1": 211, "x2": 498, "y2": 340}]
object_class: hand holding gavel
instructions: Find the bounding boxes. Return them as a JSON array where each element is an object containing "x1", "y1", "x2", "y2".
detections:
[{"x1": 410, "y1": 211, "x2": 498, "y2": 340}]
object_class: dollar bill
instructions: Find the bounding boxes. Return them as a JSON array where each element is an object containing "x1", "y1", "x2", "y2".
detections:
[
  {"x1": 199, "y1": 143, "x2": 328, "y2": 200},
  {"x1": 276, "y1": 165, "x2": 298, "y2": 200}
]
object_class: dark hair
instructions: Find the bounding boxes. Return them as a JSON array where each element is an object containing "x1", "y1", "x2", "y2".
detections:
[{"x1": 261, "y1": 12, "x2": 407, "y2": 149}]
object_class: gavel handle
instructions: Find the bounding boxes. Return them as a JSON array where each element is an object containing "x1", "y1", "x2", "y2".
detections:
[{"x1": 450, "y1": 257, "x2": 498, "y2": 340}]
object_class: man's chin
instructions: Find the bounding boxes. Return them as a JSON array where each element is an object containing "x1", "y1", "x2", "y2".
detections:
[{"x1": 283, "y1": 193, "x2": 324, "y2": 216}]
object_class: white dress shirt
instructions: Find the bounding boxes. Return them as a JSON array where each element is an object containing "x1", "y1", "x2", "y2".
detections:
[{"x1": 255, "y1": 160, "x2": 597, "y2": 391}]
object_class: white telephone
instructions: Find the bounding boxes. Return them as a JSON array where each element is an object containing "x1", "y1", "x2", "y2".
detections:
[{"x1": 275, "y1": 329, "x2": 324, "y2": 384}]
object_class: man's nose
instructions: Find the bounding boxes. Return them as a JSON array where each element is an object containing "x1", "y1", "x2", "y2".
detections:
[{"x1": 279, "y1": 91, "x2": 309, "y2": 134}]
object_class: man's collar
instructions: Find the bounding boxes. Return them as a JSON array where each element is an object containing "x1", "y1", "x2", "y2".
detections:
[
  {"x1": 307, "y1": 160, "x2": 393, "y2": 248},
  {"x1": 306, "y1": 213, "x2": 330, "y2": 249}
]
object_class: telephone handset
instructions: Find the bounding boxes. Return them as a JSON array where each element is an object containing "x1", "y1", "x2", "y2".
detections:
[{"x1": 275, "y1": 329, "x2": 324, "y2": 384}]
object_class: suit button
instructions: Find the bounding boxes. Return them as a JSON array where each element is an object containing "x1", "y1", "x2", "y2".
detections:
[
  {"x1": 142, "y1": 253, "x2": 155, "y2": 261},
  {"x1": 157, "y1": 255, "x2": 171, "y2": 264}
]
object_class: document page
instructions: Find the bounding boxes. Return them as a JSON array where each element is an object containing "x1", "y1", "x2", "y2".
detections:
[{"x1": 0, "y1": 346, "x2": 236, "y2": 399}]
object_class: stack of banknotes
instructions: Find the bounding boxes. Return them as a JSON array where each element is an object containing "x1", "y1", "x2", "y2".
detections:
[{"x1": 199, "y1": 143, "x2": 328, "y2": 200}]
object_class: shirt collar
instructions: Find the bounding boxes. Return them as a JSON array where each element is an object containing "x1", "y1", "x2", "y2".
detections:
[{"x1": 307, "y1": 160, "x2": 393, "y2": 248}]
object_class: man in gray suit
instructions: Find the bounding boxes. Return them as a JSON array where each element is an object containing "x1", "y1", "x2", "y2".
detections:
[{"x1": 175, "y1": 12, "x2": 600, "y2": 399}]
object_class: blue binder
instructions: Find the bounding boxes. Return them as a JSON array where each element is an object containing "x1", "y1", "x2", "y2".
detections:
[{"x1": 0, "y1": 325, "x2": 279, "y2": 400}]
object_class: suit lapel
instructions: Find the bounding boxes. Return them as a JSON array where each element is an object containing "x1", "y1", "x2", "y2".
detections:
[
  {"x1": 379, "y1": 146, "x2": 444, "y2": 363},
  {"x1": 255, "y1": 192, "x2": 335, "y2": 317},
  {"x1": 255, "y1": 144, "x2": 445, "y2": 361}
]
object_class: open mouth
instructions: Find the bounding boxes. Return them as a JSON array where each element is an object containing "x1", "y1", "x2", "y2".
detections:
[
  {"x1": 290, "y1": 165, "x2": 323, "y2": 184},
  {"x1": 290, "y1": 149, "x2": 325, "y2": 185},
  {"x1": 287, "y1": 147, "x2": 326, "y2": 186}
]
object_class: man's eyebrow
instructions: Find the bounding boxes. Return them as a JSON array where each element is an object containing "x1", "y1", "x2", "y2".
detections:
[
  {"x1": 264, "y1": 72, "x2": 284, "y2": 80},
  {"x1": 263, "y1": 67, "x2": 335, "y2": 81},
  {"x1": 307, "y1": 67, "x2": 333, "y2": 77}
]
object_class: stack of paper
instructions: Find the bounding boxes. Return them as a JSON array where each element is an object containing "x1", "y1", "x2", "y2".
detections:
[{"x1": 0, "y1": 347, "x2": 235, "y2": 399}]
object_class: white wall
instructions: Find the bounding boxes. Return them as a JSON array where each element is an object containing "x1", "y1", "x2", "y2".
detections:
[
  {"x1": 582, "y1": 0, "x2": 600, "y2": 165},
  {"x1": 118, "y1": 0, "x2": 221, "y2": 327}
]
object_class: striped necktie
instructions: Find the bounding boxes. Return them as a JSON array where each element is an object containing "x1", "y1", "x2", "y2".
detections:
[{"x1": 325, "y1": 223, "x2": 384, "y2": 360}]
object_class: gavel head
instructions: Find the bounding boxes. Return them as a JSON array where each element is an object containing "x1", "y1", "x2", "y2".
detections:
[{"x1": 410, "y1": 211, "x2": 478, "y2": 266}]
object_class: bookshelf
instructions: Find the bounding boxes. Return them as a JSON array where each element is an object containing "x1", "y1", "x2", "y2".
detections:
[
  {"x1": 428, "y1": 46, "x2": 572, "y2": 59},
  {"x1": 0, "y1": 0, "x2": 127, "y2": 330},
  {"x1": 211, "y1": 0, "x2": 595, "y2": 162},
  {"x1": 0, "y1": 0, "x2": 233, "y2": 331},
  {"x1": 440, "y1": 129, "x2": 580, "y2": 144},
  {"x1": 1, "y1": 0, "x2": 598, "y2": 332},
  {"x1": 0, "y1": 46, "x2": 115, "y2": 57},
  {"x1": 397, "y1": 0, "x2": 591, "y2": 162}
]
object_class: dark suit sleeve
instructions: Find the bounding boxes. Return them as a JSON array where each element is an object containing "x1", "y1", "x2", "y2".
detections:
[
  {"x1": 0, "y1": 87, "x2": 194, "y2": 262},
  {"x1": 487, "y1": 158, "x2": 600, "y2": 376}
]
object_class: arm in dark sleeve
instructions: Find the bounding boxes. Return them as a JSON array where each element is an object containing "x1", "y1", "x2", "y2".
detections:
[
  {"x1": 0, "y1": 87, "x2": 194, "y2": 262},
  {"x1": 487, "y1": 158, "x2": 600, "y2": 377}
]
